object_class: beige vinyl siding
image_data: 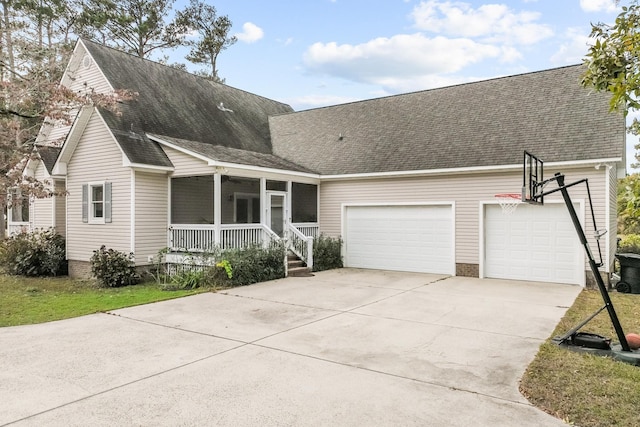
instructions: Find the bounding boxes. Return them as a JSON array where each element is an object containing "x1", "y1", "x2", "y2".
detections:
[
  {"x1": 55, "y1": 180, "x2": 66, "y2": 237},
  {"x1": 64, "y1": 42, "x2": 112, "y2": 94},
  {"x1": 66, "y1": 112, "x2": 131, "y2": 261},
  {"x1": 38, "y1": 43, "x2": 112, "y2": 146},
  {"x1": 609, "y1": 164, "x2": 619, "y2": 270},
  {"x1": 163, "y1": 145, "x2": 213, "y2": 176},
  {"x1": 320, "y1": 166, "x2": 610, "y2": 273},
  {"x1": 135, "y1": 171, "x2": 169, "y2": 264},
  {"x1": 30, "y1": 161, "x2": 54, "y2": 230}
]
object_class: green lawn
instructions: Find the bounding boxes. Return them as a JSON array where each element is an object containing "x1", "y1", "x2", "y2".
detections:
[
  {"x1": 520, "y1": 289, "x2": 640, "y2": 427},
  {"x1": 0, "y1": 275, "x2": 204, "y2": 327}
]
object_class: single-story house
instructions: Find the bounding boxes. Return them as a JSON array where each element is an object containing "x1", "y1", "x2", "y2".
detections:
[{"x1": 18, "y1": 38, "x2": 625, "y2": 286}]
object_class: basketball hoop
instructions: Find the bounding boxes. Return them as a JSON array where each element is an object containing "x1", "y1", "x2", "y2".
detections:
[{"x1": 495, "y1": 193, "x2": 522, "y2": 215}]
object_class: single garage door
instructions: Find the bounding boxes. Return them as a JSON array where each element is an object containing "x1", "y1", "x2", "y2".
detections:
[
  {"x1": 484, "y1": 203, "x2": 583, "y2": 285},
  {"x1": 344, "y1": 205, "x2": 454, "y2": 274}
]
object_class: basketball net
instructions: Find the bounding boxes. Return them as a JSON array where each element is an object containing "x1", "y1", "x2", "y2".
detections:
[{"x1": 495, "y1": 193, "x2": 521, "y2": 215}]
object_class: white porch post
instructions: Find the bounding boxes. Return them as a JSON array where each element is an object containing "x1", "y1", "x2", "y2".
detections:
[
  {"x1": 214, "y1": 173, "x2": 221, "y2": 246},
  {"x1": 260, "y1": 178, "x2": 266, "y2": 248},
  {"x1": 260, "y1": 178, "x2": 267, "y2": 226},
  {"x1": 286, "y1": 181, "x2": 293, "y2": 225}
]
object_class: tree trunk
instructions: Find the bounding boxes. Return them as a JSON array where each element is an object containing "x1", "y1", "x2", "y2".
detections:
[{"x1": 1, "y1": 0, "x2": 15, "y2": 74}]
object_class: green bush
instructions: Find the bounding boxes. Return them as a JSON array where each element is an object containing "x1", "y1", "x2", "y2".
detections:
[
  {"x1": 0, "y1": 228, "x2": 66, "y2": 276},
  {"x1": 313, "y1": 234, "x2": 343, "y2": 272},
  {"x1": 221, "y1": 242, "x2": 286, "y2": 286},
  {"x1": 90, "y1": 245, "x2": 139, "y2": 288},
  {"x1": 618, "y1": 234, "x2": 640, "y2": 254},
  {"x1": 168, "y1": 268, "x2": 205, "y2": 290},
  {"x1": 160, "y1": 244, "x2": 284, "y2": 289}
]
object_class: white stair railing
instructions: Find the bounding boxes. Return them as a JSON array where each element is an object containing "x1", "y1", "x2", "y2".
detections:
[{"x1": 287, "y1": 223, "x2": 314, "y2": 270}]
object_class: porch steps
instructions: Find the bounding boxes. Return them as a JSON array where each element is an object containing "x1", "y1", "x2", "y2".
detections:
[{"x1": 287, "y1": 253, "x2": 313, "y2": 277}]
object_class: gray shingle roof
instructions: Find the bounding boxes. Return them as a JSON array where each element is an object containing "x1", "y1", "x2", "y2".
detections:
[
  {"x1": 35, "y1": 145, "x2": 62, "y2": 174},
  {"x1": 110, "y1": 130, "x2": 173, "y2": 167},
  {"x1": 150, "y1": 134, "x2": 316, "y2": 174},
  {"x1": 81, "y1": 39, "x2": 294, "y2": 167},
  {"x1": 270, "y1": 65, "x2": 625, "y2": 175}
]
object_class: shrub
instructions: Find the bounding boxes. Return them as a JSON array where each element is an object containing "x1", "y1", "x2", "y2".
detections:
[
  {"x1": 0, "y1": 228, "x2": 66, "y2": 276},
  {"x1": 222, "y1": 242, "x2": 286, "y2": 286},
  {"x1": 618, "y1": 234, "x2": 640, "y2": 254},
  {"x1": 313, "y1": 234, "x2": 343, "y2": 272},
  {"x1": 168, "y1": 268, "x2": 205, "y2": 290},
  {"x1": 90, "y1": 245, "x2": 139, "y2": 288}
]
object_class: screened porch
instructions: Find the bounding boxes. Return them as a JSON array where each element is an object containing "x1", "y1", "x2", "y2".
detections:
[{"x1": 168, "y1": 174, "x2": 319, "y2": 267}]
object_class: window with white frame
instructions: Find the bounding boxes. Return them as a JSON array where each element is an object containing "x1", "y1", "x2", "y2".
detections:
[
  {"x1": 8, "y1": 188, "x2": 30, "y2": 223},
  {"x1": 83, "y1": 182, "x2": 112, "y2": 224}
]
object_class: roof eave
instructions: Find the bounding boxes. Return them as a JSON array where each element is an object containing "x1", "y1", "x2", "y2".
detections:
[
  {"x1": 149, "y1": 134, "x2": 320, "y2": 181},
  {"x1": 319, "y1": 157, "x2": 624, "y2": 181},
  {"x1": 52, "y1": 106, "x2": 95, "y2": 176}
]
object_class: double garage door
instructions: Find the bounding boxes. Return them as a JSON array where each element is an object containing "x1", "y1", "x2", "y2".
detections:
[
  {"x1": 344, "y1": 203, "x2": 583, "y2": 285},
  {"x1": 344, "y1": 205, "x2": 454, "y2": 275}
]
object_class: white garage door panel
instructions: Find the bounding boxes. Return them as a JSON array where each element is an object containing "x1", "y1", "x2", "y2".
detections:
[
  {"x1": 485, "y1": 203, "x2": 582, "y2": 285},
  {"x1": 345, "y1": 205, "x2": 453, "y2": 274}
]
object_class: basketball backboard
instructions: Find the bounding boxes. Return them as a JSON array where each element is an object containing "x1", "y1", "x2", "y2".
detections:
[{"x1": 523, "y1": 151, "x2": 544, "y2": 204}]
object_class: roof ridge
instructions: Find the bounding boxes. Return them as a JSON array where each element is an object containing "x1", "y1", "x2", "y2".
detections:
[
  {"x1": 294, "y1": 64, "x2": 585, "y2": 113},
  {"x1": 79, "y1": 38, "x2": 292, "y2": 108}
]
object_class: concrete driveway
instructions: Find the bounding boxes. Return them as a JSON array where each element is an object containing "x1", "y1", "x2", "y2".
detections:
[{"x1": 0, "y1": 269, "x2": 580, "y2": 426}]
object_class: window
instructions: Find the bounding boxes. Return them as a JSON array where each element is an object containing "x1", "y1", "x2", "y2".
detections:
[
  {"x1": 92, "y1": 185, "x2": 104, "y2": 219},
  {"x1": 83, "y1": 182, "x2": 111, "y2": 224},
  {"x1": 9, "y1": 189, "x2": 29, "y2": 223}
]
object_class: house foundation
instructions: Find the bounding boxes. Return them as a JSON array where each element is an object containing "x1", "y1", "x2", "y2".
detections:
[
  {"x1": 67, "y1": 260, "x2": 92, "y2": 279},
  {"x1": 456, "y1": 263, "x2": 479, "y2": 278}
]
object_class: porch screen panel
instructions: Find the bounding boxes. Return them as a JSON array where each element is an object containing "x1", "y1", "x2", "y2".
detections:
[
  {"x1": 221, "y1": 176, "x2": 260, "y2": 224},
  {"x1": 292, "y1": 183, "x2": 318, "y2": 223},
  {"x1": 171, "y1": 176, "x2": 214, "y2": 224}
]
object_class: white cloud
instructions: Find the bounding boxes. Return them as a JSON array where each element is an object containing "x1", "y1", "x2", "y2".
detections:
[
  {"x1": 235, "y1": 22, "x2": 264, "y2": 43},
  {"x1": 579, "y1": 0, "x2": 618, "y2": 13},
  {"x1": 411, "y1": 1, "x2": 553, "y2": 45},
  {"x1": 550, "y1": 27, "x2": 593, "y2": 65},
  {"x1": 303, "y1": 33, "x2": 502, "y2": 86},
  {"x1": 282, "y1": 37, "x2": 294, "y2": 46}
]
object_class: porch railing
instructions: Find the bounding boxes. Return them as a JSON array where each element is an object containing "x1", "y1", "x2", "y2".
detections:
[
  {"x1": 168, "y1": 222, "x2": 318, "y2": 273},
  {"x1": 287, "y1": 224, "x2": 314, "y2": 270},
  {"x1": 169, "y1": 224, "x2": 217, "y2": 252},
  {"x1": 169, "y1": 223, "x2": 282, "y2": 252},
  {"x1": 7, "y1": 223, "x2": 30, "y2": 236},
  {"x1": 292, "y1": 223, "x2": 319, "y2": 239}
]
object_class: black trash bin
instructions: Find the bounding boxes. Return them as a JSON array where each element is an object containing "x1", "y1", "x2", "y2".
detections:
[{"x1": 615, "y1": 253, "x2": 640, "y2": 294}]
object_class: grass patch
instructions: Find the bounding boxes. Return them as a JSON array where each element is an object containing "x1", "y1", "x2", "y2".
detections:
[
  {"x1": 520, "y1": 290, "x2": 640, "y2": 427},
  {"x1": 0, "y1": 275, "x2": 204, "y2": 327}
]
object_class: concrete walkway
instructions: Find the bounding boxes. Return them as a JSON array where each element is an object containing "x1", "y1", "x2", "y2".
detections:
[{"x1": 0, "y1": 269, "x2": 580, "y2": 426}]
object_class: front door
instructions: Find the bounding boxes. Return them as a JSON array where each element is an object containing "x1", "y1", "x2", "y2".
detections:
[{"x1": 267, "y1": 192, "x2": 287, "y2": 237}]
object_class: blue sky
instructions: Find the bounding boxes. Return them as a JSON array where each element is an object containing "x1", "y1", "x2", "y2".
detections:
[{"x1": 170, "y1": 0, "x2": 635, "y2": 168}]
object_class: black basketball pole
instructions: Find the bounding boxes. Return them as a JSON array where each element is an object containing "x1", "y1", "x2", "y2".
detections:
[{"x1": 554, "y1": 173, "x2": 631, "y2": 352}]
